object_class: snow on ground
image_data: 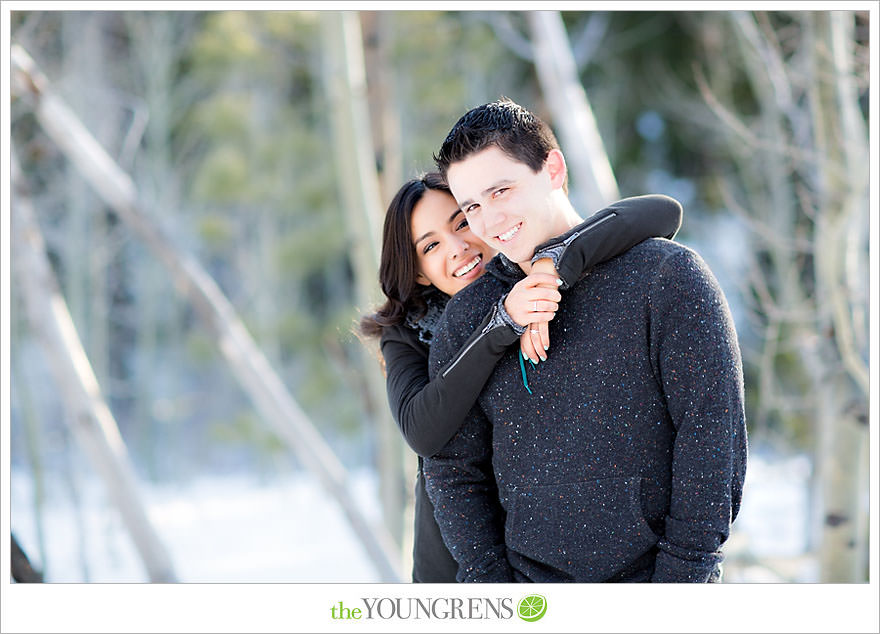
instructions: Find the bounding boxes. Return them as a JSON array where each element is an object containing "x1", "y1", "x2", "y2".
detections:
[
  {"x1": 11, "y1": 469, "x2": 382, "y2": 582},
  {"x1": 10, "y1": 446, "x2": 814, "y2": 583},
  {"x1": 723, "y1": 448, "x2": 818, "y2": 582},
  {"x1": 733, "y1": 448, "x2": 812, "y2": 556}
]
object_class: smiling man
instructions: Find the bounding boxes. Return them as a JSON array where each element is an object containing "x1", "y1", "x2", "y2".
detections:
[
  {"x1": 423, "y1": 98, "x2": 748, "y2": 583},
  {"x1": 449, "y1": 144, "x2": 580, "y2": 268}
]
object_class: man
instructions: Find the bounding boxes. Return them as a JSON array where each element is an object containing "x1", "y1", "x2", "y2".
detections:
[{"x1": 423, "y1": 98, "x2": 747, "y2": 583}]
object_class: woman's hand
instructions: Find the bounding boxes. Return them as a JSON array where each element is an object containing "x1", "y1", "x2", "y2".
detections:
[{"x1": 503, "y1": 260, "x2": 562, "y2": 364}]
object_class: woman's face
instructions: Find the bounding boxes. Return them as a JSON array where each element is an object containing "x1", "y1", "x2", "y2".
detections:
[{"x1": 411, "y1": 188, "x2": 493, "y2": 296}]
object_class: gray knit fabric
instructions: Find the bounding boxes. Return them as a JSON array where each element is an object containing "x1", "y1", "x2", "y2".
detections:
[{"x1": 424, "y1": 238, "x2": 748, "y2": 583}]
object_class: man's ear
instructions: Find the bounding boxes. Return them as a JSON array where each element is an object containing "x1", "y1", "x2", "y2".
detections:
[{"x1": 545, "y1": 149, "x2": 567, "y2": 189}]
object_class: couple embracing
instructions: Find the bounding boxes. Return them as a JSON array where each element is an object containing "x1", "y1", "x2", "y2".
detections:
[{"x1": 360, "y1": 98, "x2": 747, "y2": 584}]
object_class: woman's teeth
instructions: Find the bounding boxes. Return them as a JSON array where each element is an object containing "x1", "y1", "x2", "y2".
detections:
[{"x1": 453, "y1": 255, "x2": 482, "y2": 277}]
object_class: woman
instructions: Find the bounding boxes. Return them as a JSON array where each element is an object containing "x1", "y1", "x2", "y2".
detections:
[{"x1": 360, "y1": 173, "x2": 682, "y2": 582}]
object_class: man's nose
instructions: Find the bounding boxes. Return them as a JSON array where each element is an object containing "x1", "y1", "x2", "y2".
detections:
[{"x1": 483, "y1": 208, "x2": 508, "y2": 236}]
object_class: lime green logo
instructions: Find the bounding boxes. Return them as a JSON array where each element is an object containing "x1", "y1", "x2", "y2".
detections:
[{"x1": 517, "y1": 594, "x2": 547, "y2": 622}]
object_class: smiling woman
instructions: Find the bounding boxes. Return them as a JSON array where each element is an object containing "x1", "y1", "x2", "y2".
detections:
[
  {"x1": 411, "y1": 188, "x2": 490, "y2": 295},
  {"x1": 358, "y1": 171, "x2": 683, "y2": 583}
]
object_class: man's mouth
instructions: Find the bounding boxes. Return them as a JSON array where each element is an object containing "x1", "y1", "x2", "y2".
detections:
[
  {"x1": 453, "y1": 255, "x2": 482, "y2": 278},
  {"x1": 496, "y1": 223, "x2": 522, "y2": 243}
]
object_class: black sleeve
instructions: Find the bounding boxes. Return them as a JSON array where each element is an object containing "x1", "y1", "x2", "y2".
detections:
[
  {"x1": 532, "y1": 194, "x2": 683, "y2": 289},
  {"x1": 380, "y1": 302, "x2": 520, "y2": 457}
]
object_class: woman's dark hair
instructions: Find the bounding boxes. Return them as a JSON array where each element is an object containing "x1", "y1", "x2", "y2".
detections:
[{"x1": 359, "y1": 172, "x2": 452, "y2": 339}]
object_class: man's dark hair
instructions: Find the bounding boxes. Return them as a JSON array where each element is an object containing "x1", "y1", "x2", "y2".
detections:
[{"x1": 433, "y1": 97, "x2": 566, "y2": 192}]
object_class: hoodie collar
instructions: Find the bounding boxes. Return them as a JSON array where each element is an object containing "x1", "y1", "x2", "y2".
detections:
[{"x1": 486, "y1": 252, "x2": 527, "y2": 284}]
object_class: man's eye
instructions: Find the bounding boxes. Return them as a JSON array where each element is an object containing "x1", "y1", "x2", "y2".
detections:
[
  {"x1": 465, "y1": 204, "x2": 480, "y2": 214},
  {"x1": 493, "y1": 188, "x2": 508, "y2": 198}
]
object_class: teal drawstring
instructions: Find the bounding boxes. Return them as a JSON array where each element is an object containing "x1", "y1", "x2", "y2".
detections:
[{"x1": 519, "y1": 353, "x2": 537, "y2": 395}]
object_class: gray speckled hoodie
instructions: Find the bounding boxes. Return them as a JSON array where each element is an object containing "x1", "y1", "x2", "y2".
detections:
[{"x1": 424, "y1": 238, "x2": 747, "y2": 583}]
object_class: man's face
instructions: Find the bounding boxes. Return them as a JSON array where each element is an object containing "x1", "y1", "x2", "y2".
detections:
[{"x1": 446, "y1": 146, "x2": 559, "y2": 266}]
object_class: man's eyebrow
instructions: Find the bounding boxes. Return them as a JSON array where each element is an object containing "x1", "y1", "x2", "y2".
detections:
[{"x1": 457, "y1": 179, "x2": 514, "y2": 209}]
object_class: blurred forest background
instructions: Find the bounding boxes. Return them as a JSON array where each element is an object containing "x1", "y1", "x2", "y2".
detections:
[{"x1": 6, "y1": 9, "x2": 872, "y2": 584}]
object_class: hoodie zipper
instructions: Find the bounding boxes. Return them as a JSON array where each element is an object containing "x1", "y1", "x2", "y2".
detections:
[
  {"x1": 560, "y1": 211, "x2": 616, "y2": 248},
  {"x1": 440, "y1": 304, "x2": 501, "y2": 379}
]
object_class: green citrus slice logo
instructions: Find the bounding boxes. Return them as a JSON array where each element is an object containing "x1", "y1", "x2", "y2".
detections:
[{"x1": 517, "y1": 594, "x2": 547, "y2": 622}]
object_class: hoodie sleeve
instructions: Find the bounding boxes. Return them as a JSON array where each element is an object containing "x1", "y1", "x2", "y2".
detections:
[
  {"x1": 380, "y1": 300, "x2": 520, "y2": 457},
  {"x1": 647, "y1": 245, "x2": 748, "y2": 582},
  {"x1": 532, "y1": 194, "x2": 683, "y2": 289}
]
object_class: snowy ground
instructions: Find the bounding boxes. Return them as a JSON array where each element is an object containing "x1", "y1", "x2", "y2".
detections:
[
  {"x1": 10, "y1": 468, "x2": 384, "y2": 583},
  {"x1": 10, "y1": 446, "x2": 816, "y2": 583},
  {"x1": 723, "y1": 448, "x2": 818, "y2": 583}
]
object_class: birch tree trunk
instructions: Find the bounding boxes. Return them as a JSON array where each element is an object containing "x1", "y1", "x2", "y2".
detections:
[
  {"x1": 360, "y1": 11, "x2": 404, "y2": 206},
  {"x1": 11, "y1": 43, "x2": 403, "y2": 582},
  {"x1": 11, "y1": 149, "x2": 178, "y2": 583},
  {"x1": 122, "y1": 12, "x2": 193, "y2": 479},
  {"x1": 319, "y1": 11, "x2": 407, "y2": 552},
  {"x1": 527, "y1": 11, "x2": 620, "y2": 213},
  {"x1": 9, "y1": 338, "x2": 50, "y2": 578},
  {"x1": 707, "y1": 11, "x2": 869, "y2": 581},
  {"x1": 803, "y1": 11, "x2": 869, "y2": 582},
  {"x1": 359, "y1": 10, "x2": 417, "y2": 569}
]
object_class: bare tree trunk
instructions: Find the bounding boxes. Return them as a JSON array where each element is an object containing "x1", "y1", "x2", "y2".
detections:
[
  {"x1": 803, "y1": 11, "x2": 869, "y2": 582},
  {"x1": 360, "y1": 11, "x2": 404, "y2": 206},
  {"x1": 10, "y1": 342, "x2": 49, "y2": 579},
  {"x1": 122, "y1": 11, "x2": 192, "y2": 480},
  {"x1": 320, "y1": 11, "x2": 407, "y2": 553},
  {"x1": 11, "y1": 534, "x2": 44, "y2": 583},
  {"x1": 61, "y1": 13, "x2": 118, "y2": 409},
  {"x1": 712, "y1": 11, "x2": 869, "y2": 582},
  {"x1": 527, "y1": 10, "x2": 620, "y2": 212},
  {"x1": 11, "y1": 149, "x2": 178, "y2": 583},
  {"x1": 359, "y1": 9, "x2": 418, "y2": 574},
  {"x1": 11, "y1": 43, "x2": 403, "y2": 582},
  {"x1": 61, "y1": 426, "x2": 92, "y2": 582}
]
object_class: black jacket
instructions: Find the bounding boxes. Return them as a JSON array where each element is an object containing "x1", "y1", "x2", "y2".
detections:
[
  {"x1": 379, "y1": 195, "x2": 684, "y2": 582},
  {"x1": 423, "y1": 239, "x2": 747, "y2": 583}
]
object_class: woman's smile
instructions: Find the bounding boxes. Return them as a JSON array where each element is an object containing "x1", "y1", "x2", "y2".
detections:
[{"x1": 452, "y1": 254, "x2": 483, "y2": 279}]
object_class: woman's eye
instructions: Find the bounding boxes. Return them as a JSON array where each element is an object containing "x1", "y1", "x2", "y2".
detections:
[
  {"x1": 423, "y1": 241, "x2": 438, "y2": 254},
  {"x1": 456, "y1": 219, "x2": 470, "y2": 231}
]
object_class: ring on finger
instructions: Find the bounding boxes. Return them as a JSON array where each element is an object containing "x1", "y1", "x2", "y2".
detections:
[
  {"x1": 534, "y1": 300, "x2": 539, "y2": 312},
  {"x1": 529, "y1": 329, "x2": 540, "y2": 334}
]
